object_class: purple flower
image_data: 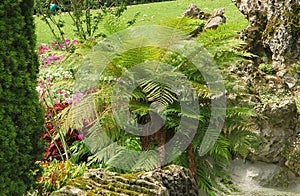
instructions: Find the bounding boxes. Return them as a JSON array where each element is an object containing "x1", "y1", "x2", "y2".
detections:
[
  {"x1": 65, "y1": 97, "x2": 73, "y2": 104},
  {"x1": 72, "y1": 92, "x2": 83, "y2": 104}
]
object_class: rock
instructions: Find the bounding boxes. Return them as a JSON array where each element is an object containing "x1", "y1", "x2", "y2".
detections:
[
  {"x1": 232, "y1": 0, "x2": 300, "y2": 69},
  {"x1": 204, "y1": 8, "x2": 226, "y2": 30},
  {"x1": 52, "y1": 165, "x2": 198, "y2": 195},
  {"x1": 229, "y1": 158, "x2": 284, "y2": 188},
  {"x1": 250, "y1": 98, "x2": 298, "y2": 164},
  {"x1": 229, "y1": 158, "x2": 300, "y2": 194},
  {"x1": 182, "y1": 4, "x2": 206, "y2": 19},
  {"x1": 139, "y1": 165, "x2": 199, "y2": 195},
  {"x1": 51, "y1": 186, "x2": 86, "y2": 196},
  {"x1": 285, "y1": 117, "x2": 300, "y2": 177}
]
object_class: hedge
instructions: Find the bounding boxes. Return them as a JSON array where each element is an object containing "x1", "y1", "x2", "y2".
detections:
[{"x1": 0, "y1": 0, "x2": 45, "y2": 195}]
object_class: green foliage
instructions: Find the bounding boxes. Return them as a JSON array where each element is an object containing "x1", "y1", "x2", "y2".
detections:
[
  {"x1": 35, "y1": 0, "x2": 249, "y2": 45},
  {"x1": 34, "y1": 0, "x2": 69, "y2": 48},
  {"x1": 259, "y1": 63, "x2": 274, "y2": 74},
  {"x1": 194, "y1": 21, "x2": 261, "y2": 194},
  {"x1": 102, "y1": 12, "x2": 141, "y2": 35},
  {"x1": 225, "y1": 107, "x2": 262, "y2": 159},
  {"x1": 288, "y1": 61, "x2": 300, "y2": 74},
  {"x1": 0, "y1": 0, "x2": 45, "y2": 194}
]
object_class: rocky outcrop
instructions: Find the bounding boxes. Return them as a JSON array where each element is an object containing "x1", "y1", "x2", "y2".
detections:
[
  {"x1": 232, "y1": 0, "x2": 300, "y2": 70},
  {"x1": 229, "y1": 59, "x2": 300, "y2": 175},
  {"x1": 251, "y1": 98, "x2": 298, "y2": 164},
  {"x1": 51, "y1": 165, "x2": 199, "y2": 196},
  {"x1": 228, "y1": 0, "x2": 300, "y2": 177}
]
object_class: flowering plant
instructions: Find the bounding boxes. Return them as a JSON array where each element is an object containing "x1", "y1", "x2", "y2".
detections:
[{"x1": 36, "y1": 40, "x2": 86, "y2": 161}]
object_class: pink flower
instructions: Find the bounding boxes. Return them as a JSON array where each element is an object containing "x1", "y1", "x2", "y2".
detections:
[
  {"x1": 73, "y1": 40, "x2": 80, "y2": 44},
  {"x1": 65, "y1": 39, "x2": 71, "y2": 45},
  {"x1": 77, "y1": 134, "x2": 83, "y2": 141},
  {"x1": 59, "y1": 44, "x2": 64, "y2": 50},
  {"x1": 58, "y1": 89, "x2": 64, "y2": 94},
  {"x1": 37, "y1": 45, "x2": 49, "y2": 55},
  {"x1": 51, "y1": 42, "x2": 56, "y2": 49},
  {"x1": 46, "y1": 77, "x2": 51, "y2": 82},
  {"x1": 72, "y1": 92, "x2": 83, "y2": 104},
  {"x1": 36, "y1": 86, "x2": 43, "y2": 93}
]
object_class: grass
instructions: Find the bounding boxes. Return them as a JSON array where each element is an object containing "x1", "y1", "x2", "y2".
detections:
[{"x1": 35, "y1": 0, "x2": 248, "y2": 46}]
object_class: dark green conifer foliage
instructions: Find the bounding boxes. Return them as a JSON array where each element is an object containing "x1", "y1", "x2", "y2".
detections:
[{"x1": 0, "y1": 0, "x2": 45, "y2": 194}]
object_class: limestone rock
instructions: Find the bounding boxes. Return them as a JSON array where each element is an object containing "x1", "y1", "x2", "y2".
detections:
[
  {"x1": 182, "y1": 4, "x2": 205, "y2": 19},
  {"x1": 139, "y1": 165, "x2": 199, "y2": 195},
  {"x1": 52, "y1": 165, "x2": 198, "y2": 196},
  {"x1": 250, "y1": 98, "x2": 298, "y2": 164},
  {"x1": 51, "y1": 186, "x2": 86, "y2": 196},
  {"x1": 204, "y1": 8, "x2": 226, "y2": 30},
  {"x1": 232, "y1": 0, "x2": 300, "y2": 69}
]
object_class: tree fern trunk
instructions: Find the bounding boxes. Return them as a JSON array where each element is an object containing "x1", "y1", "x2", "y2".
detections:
[{"x1": 188, "y1": 144, "x2": 198, "y2": 183}]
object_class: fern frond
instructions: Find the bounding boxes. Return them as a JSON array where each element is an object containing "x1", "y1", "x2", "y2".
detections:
[
  {"x1": 139, "y1": 79, "x2": 177, "y2": 105},
  {"x1": 87, "y1": 142, "x2": 120, "y2": 166},
  {"x1": 228, "y1": 129, "x2": 261, "y2": 159},
  {"x1": 209, "y1": 135, "x2": 231, "y2": 162},
  {"x1": 161, "y1": 17, "x2": 205, "y2": 35},
  {"x1": 131, "y1": 150, "x2": 159, "y2": 171}
]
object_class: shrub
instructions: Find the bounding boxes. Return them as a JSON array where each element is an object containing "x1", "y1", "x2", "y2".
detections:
[
  {"x1": 37, "y1": 160, "x2": 87, "y2": 192},
  {"x1": 0, "y1": 0, "x2": 45, "y2": 195}
]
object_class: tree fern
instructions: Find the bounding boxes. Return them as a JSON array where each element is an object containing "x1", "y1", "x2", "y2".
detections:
[{"x1": 62, "y1": 20, "x2": 261, "y2": 195}]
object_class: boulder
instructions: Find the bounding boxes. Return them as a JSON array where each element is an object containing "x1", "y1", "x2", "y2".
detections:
[
  {"x1": 182, "y1": 4, "x2": 206, "y2": 19},
  {"x1": 204, "y1": 8, "x2": 226, "y2": 30},
  {"x1": 51, "y1": 165, "x2": 199, "y2": 196}
]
